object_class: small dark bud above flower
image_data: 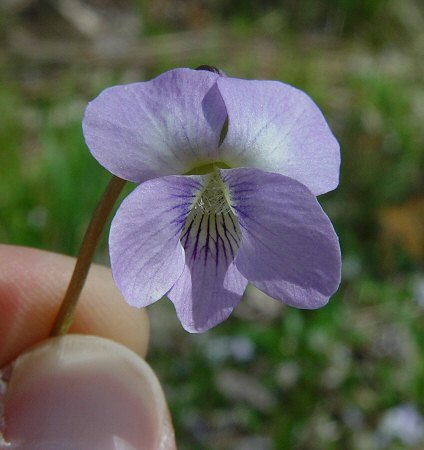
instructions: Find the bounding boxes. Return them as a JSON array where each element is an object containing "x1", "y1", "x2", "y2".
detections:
[{"x1": 195, "y1": 65, "x2": 225, "y2": 76}]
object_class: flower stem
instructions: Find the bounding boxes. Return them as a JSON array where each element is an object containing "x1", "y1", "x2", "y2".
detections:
[{"x1": 50, "y1": 175, "x2": 126, "y2": 337}]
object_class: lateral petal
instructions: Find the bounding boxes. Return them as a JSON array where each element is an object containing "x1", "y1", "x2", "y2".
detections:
[
  {"x1": 223, "y1": 167, "x2": 341, "y2": 308},
  {"x1": 109, "y1": 175, "x2": 202, "y2": 307}
]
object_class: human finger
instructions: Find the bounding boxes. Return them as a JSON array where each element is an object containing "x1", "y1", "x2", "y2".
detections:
[
  {"x1": 1, "y1": 335, "x2": 176, "y2": 450},
  {"x1": 0, "y1": 245, "x2": 149, "y2": 367}
]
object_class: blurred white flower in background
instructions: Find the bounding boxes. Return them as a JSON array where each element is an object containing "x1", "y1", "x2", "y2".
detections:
[
  {"x1": 377, "y1": 403, "x2": 424, "y2": 448},
  {"x1": 412, "y1": 275, "x2": 424, "y2": 310}
]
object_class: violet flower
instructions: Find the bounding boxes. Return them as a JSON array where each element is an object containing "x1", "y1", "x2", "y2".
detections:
[{"x1": 83, "y1": 68, "x2": 341, "y2": 332}]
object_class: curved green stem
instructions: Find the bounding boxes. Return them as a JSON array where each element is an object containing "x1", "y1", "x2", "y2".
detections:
[{"x1": 50, "y1": 175, "x2": 126, "y2": 337}]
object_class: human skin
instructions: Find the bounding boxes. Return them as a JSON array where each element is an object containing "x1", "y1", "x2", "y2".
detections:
[{"x1": 0, "y1": 245, "x2": 176, "y2": 450}]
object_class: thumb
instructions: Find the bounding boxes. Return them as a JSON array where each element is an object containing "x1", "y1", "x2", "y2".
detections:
[{"x1": 1, "y1": 335, "x2": 176, "y2": 450}]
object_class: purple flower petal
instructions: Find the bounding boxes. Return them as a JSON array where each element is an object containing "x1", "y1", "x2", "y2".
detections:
[
  {"x1": 83, "y1": 68, "x2": 227, "y2": 183},
  {"x1": 223, "y1": 167, "x2": 341, "y2": 308},
  {"x1": 109, "y1": 175, "x2": 202, "y2": 307},
  {"x1": 167, "y1": 174, "x2": 248, "y2": 332},
  {"x1": 217, "y1": 78, "x2": 340, "y2": 195}
]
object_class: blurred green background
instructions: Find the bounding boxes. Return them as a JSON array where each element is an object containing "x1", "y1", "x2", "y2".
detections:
[{"x1": 1, "y1": 0, "x2": 424, "y2": 448}]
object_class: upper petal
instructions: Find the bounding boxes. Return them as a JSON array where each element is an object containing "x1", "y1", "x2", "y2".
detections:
[
  {"x1": 217, "y1": 77, "x2": 340, "y2": 195},
  {"x1": 222, "y1": 167, "x2": 341, "y2": 308},
  {"x1": 109, "y1": 175, "x2": 202, "y2": 307},
  {"x1": 83, "y1": 68, "x2": 227, "y2": 182}
]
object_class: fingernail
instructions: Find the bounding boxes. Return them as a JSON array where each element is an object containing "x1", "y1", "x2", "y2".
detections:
[{"x1": 1, "y1": 335, "x2": 176, "y2": 450}]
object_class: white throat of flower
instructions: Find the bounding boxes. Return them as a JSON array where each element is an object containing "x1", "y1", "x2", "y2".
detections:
[
  {"x1": 193, "y1": 171, "x2": 232, "y2": 215},
  {"x1": 180, "y1": 170, "x2": 241, "y2": 264}
]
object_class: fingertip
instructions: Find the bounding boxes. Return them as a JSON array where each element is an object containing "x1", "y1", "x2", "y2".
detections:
[{"x1": 2, "y1": 335, "x2": 175, "y2": 450}]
